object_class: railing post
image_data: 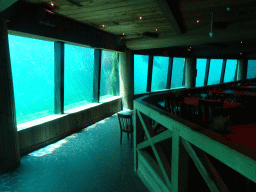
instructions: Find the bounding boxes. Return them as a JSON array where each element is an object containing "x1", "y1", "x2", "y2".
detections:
[
  {"x1": 134, "y1": 108, "x2": 145, "y2": 172},
  {"x1": 171, "y1": 127, "x2": 180, "y2": 192}
]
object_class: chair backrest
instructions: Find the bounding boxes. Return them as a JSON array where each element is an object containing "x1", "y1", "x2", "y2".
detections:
[{"x1": 117, "y1": 113, "x2": 133, "y2": 132}]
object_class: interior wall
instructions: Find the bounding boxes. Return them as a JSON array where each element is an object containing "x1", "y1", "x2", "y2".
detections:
[{"x1": 18, "y1": 97, "x2": 122, "y2": 156}]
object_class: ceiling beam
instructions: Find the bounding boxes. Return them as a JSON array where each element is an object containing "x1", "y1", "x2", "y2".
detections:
[
  {"x1": 156, "y1": 0, "x2": 185, "y2": 34},
  {"x1": 7, "y1": 1, "x2": 125, "y2": 52},
  {"x1": 0, "y1": 0, "x2": 19, "y2": 13},
  {"x1": 126, "y1": 19, "x2": 256, "y2": 50}
]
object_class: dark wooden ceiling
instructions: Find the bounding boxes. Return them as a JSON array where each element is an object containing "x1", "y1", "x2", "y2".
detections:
[{"x1": 25, "y1": 0, "x2": 256, "y2": 56}]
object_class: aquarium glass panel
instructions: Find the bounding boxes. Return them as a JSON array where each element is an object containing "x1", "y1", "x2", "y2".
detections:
[
  {"x1": 224, "y1": 59, "x2": 237, "y2": 83},
  {"x1": 134, "y1": 54, "x2": 149, "y2": 94},
  {"x1": 247, "y1": 60, "x2": 256, "y2": 79},
  {"x1": 64, "y1": 44, "x2": 94, "y2": 111},
  {"x1": 196, "y1": 59, "x2": 207, "y2": 87},
  {"x1": 208, "y1": 59, "x2": 223, "y2": 85},
  {"x1": 171, "y1": 57, "x2": 185, "y2": 89},
  {"x1": 100, "y1": 51, "x2": 120, "y2": 101},
  {"x1": 9, "y1": 34, "x2": 54, "y2": 124},
  {"x1": 151, "y1": 56, "x2": 169, "y2": 91}
]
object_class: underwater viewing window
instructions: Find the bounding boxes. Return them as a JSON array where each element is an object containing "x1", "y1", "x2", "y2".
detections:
[
  {"x1": 9, "y1": 34, "x2": 54, "y2": 124},
  {"x1": 247, "y1": 60, "x2": 256, "y2": 79},
  {"x1": 195, "y1": 58, "x2": 207, "y2": 87},
  {"x1": 151, "y1": 56, "x2": 169, "y2": 92},
  {"x1": 100, "y1": 51, "x2": 120, "y2": 101},
  {"x1": 134, "y1": 54, "x2": 149, "y2": 94},
  {"x1": 208, "y1": 59, "x2": 223, "y2": 85},
  {"x1": 64, "y1": 44, "x2": 94, "y2": 111},
  {"x1": 224, "y1": 59, "x2": 237, "y2": 83},
  {"x1": 171, "y1": 57, "x2": 185, "y2": 89}
]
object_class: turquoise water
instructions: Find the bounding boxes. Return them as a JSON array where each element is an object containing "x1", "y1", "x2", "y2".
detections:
[
  {"x1": 7, "y1": 34, "x2": 246, "y2": 125},
  {"x1": 8, "y1": 35, "x2": 119, "y2": 125},
  {"x1": 224, "y1": 59, "x2": 237, "y2": 83},
  {"x1": 247, "y1": 60, "x2": 256, "y2": 79},
  {"x1": 152, "y1": 56, "x2": 169, "y2": 91},
  {"x1": 9, "y1": 35, "x2": 54, "y2": 124},
  {"x1": 196, "y1": 58, "x2": 207, "y2": 87},
  {"x1": 171, "y1": 57, "x2": 185, "y2": 89},
  {"x1": 134, "y1": 54, "x2": 149, "y2": 94}
]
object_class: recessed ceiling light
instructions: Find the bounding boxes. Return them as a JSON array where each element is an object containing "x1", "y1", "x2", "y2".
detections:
[
  {"x1": 156, "y1": 29, "x2": 157, "y2": 31},
  {"x1": 139, "y1": 16, "x2": 143, "y2": 20},
  {"x1": 241, "y1": 41, "x2": 243, "y2": 43},
  {"x1": 197, "y1": 20, "x2": 200, "y2": 23}
]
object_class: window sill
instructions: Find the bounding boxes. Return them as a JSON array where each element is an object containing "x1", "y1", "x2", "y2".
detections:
[
  {"x1": 100, "y1": 96, "x2": 121, "y2": 103},
  {"x1": 17, "y1": 114, "x2": 67, "y2": 131},
  {"x1": 64, "y1": 103, "x2": 100, "y2": 114},
  {"x1": 17, "y1": 96, "x2": 121, "y2": 131}
]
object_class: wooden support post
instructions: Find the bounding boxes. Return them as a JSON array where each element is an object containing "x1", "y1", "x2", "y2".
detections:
[
  {"x1": 204, "y1": 59, "x2": 210, "y2": 86},
  {"x1": 147, "y1": 55, "x2": 153, "y2": 92},
  {"x1": 237, "y1": 59, "x2": 248, "y2": 81},
  {"x1": 120, "y1": 47, "x2": 134, "y2": 110},
  {"x1": 220, "y1": 59, "x2": 226, "y2": 84},
  {"x1": 0, "y1": 17, "x2": 20, "y2": 172},
  {"x1": 185, "y1": 57, "x2": 196, "y2": 88},
  {"x1": 167, "y1": 57, "x2": 173, "y2": 89},
  {"x1": 54, "y1": 41, "x2": 64, "y2": 114},
  {"x1": 93, "y1": 49, "x2": 101, "y2": 103}
]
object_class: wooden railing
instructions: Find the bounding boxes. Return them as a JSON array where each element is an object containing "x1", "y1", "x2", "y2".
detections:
[{"x1": 134, "y1": 90, "x2": 256, "y2": 192}]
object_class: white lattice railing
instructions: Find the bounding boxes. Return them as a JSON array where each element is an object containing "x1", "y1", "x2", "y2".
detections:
[{"x1": 134, "y1": 93, "x2": 256, "y2": 192}]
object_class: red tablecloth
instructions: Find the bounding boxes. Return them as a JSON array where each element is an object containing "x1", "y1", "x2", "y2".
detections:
[{"x1": 183, "y1": 97, "x2": 200, "y2": 105}]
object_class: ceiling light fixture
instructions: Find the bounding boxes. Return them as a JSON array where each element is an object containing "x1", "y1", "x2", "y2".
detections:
[
  {"x1": 139, "y1": 16, "x2": 143, "y2": 20},
  {"x1": 197, "y1": 20, "x2": 200, "y2": 23},
  {"x1": 240, "y1": 53, "x2": 242, "y2": 55},
  {"x1": 209, "y1": 12, "x2": 213, "y2": 37},
  {"x1": 241, "y1": 41, "x2": 243, "y2": 43},
  {"x1": 156, "y1": 29, "x2": 157, "y2": 31},
  {"x1": 123, "y1": 33, "x2": 125, "y2": 35}
]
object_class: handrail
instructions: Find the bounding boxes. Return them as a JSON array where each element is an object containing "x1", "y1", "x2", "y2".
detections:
[{"x1": 134, "y1": 89, "x2": 256, "y2": 192}]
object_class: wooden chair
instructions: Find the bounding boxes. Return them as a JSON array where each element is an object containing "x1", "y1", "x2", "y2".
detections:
[{"x1": 117, "y1": 113, "x2": 133, "y2": 147}]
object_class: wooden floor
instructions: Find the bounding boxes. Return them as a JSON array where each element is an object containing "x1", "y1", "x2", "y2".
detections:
[{"x1": 0, "y1": 113, "x2": 149, "y2": 192}]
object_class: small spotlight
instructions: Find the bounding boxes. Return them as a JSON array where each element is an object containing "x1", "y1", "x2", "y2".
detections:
[
  {"x1": 139, "y1": 16, "x2": 143, "y2": 20},
  {"x1": 122, "y1": 33, "x2": 125, "y2": 35},
  {"x1": 190, "y1": 47, "x2": 191, "y2": 48},
  {"x1": 241, "y1": 41, "x2": 243, "y2": 43},
  {"x1": 156, "y1": 29, "x2": 157, "y2": 31},
  {"x1": 102, "y1": 24, "x2": 105, "y2": 28},
  {"x1": 197, "y1": 20, "x2": 200, "y2": 23},
  {"x1": 240, "y1": 53, "x2": 242, "y2": 55},
  {"x1": 50, "y1": 2, "x2": 54, "y2": 7}
]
